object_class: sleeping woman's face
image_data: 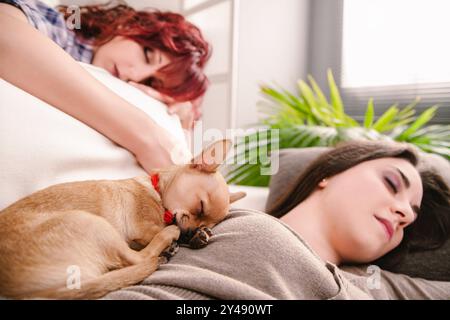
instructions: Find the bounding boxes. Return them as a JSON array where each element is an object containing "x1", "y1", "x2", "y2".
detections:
[
  {"x1": 91, "y1": 36, "x2": 171, "y2": 83},
  {"x1": 319, "y1": 157, "x2": 423, "y2": 263}
]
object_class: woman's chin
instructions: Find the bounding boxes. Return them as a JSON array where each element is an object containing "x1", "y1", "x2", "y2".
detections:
[{"x1": 347, "y1": 237, "x2": 386, "y2": 264}]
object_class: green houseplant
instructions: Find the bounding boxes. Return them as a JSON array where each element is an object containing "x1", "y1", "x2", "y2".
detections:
[{"x1": 226, "y1": 70, "x2": 450, "y2": 187}]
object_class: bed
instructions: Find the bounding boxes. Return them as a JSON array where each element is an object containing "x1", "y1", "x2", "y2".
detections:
[
  {"x1": 1, "y1": 62, "x2": 448, "y2": 300},
  {"x1": 0, "y1": 62, "x2": 189, "y2": 210},
  {"x1": 0, "y1": 60, "x2": 268, "y2": 211}
]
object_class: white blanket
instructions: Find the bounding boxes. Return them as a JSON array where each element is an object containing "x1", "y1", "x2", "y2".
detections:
[{"x1": 0, "y1": 63, "x2": 189, "y2": 210}]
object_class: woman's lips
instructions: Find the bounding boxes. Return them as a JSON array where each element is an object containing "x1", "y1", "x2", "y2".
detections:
[{"x1": 375, "y1": 216, "x2": 394, "y2": 241}]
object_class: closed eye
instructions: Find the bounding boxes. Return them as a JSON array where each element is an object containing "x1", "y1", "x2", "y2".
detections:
[
  {"x1": 197, "y1": 200, "x2": 205, "y2": 218},
  {"x1": 384, "y1": 173, "x2": 420, "y2": 222},
  {"x1": 384, "y1": 176, "x2": 398, "y2": 193},
  {"x1": 143, "y1": 47, "x2": 152, "y2": 64}
]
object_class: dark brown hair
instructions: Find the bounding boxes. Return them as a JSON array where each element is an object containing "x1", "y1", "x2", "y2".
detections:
[{"x1": 268, "y1": 140, "x2": 450, "y2": 267}]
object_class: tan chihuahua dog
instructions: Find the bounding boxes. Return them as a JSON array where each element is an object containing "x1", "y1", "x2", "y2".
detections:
[{"x1": 0, "y1": 139, "x2": 245, "y2": 299}]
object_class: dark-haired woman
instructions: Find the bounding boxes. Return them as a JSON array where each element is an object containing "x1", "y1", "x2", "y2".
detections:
[
  {"x1": 268, "y1": 141, "x2": 450, "y2": 268},
  {"x1": 104, "y1": 140, "x2": 450, "y2": 300},
  {"x1": 0, "y1": 0, "x2": 210, "y2": 171}
]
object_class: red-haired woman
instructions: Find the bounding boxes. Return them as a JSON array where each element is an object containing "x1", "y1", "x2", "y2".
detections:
[{"x1": 0, "y1": 0, "x2": 210, "y2": 171}]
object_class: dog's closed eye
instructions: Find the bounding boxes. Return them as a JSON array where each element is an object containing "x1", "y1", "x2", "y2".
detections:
[{"x1": 196, "y1": 200, "x2": 205, "y2": 218}]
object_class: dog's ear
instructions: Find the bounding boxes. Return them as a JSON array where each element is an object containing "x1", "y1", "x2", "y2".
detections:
[
  {"x1": 190, "y1": 139, "x2": 232, "y2": 173},
  {"x1": 229, "y1": 191, "x2": 246, "y2": 204}
]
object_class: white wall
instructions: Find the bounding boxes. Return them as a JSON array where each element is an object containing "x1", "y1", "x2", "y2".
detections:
[
  {"x1": 126, "y1": 0, "x2": 180, "y2": 11},
  {"x1": 235, "y1": 0, "x2": 310, "y2": 129},
  {"x1": 183, "y1": 0, "x2": 234, "y2": 136},
  {"x1": 56, "y1": 0, "x2": 181, "y2": 11}
]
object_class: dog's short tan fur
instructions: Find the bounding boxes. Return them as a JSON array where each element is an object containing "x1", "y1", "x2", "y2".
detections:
[{"x1": 0, "y1": 139, "x2": 245, "y2": 299}]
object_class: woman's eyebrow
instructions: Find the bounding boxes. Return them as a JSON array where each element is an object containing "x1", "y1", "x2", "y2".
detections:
[{"x1": 394, "y1": 167, "x2": 410, "y2": 188}]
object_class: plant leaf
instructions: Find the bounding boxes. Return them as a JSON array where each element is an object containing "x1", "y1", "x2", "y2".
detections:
[
  {"x1": 372, "y1": 105, "x2": 399, "y2": 132},
  {"x1": 308, "y1": 75, "x2": 329, "y2": 108},
  {"x1": 327, "y1": 69, "x2": 345, "y2": 117},
  {"x1": 397, "y1": 106, "x2": 439, "y2": 141},
  {"x1": 364, "y1": 98, "x2": 375, "y2": 128}
]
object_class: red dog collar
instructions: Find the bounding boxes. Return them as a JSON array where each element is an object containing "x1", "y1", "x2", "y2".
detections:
[{"x1": 150, "y1": 174, "x2": 175, "y2": 225}]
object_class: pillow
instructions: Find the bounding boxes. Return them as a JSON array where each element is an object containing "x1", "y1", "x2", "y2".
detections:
[
  {"x1": 265, "y1": 146, "x2": 450, "y2": 281},
  {"x1": 0, "y1": 62, "x2": 189, "y2": 210},
  {"x1": 228, "y1": 185, "x2": 270, "y2": 212},
  {"x1": 265, "y1": 147, "x2": 331, "y2": 213}
]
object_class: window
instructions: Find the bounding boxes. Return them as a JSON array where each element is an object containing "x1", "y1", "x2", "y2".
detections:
[
  {"x1": 309, "y1": 0, "x2": 450, "y2": 124},
  {"x1": 342, "y1": 0, "x2": 450, "y2": 87}
]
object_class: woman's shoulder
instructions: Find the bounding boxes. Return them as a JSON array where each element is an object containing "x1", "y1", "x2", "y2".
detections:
[
  {"x1": 2, "y1": 0, "x2": 64, "y2": 30},
  {"x1": 219, "y1": 208, "x2": 291, "y2": 236},
  {"x1": 1, "y1": 0, "x2": 92, "y2": 63},
  {"x1": 218, "y1": 208, "x2": 319, "y2": 256},
  {"x1": 340, "y1": 264, "x2": 450, "y2": 299},
  {"x1": 221, "y1": 207, "x2": 297, "y2": 233},
  {"x1": 105, "y1": 208, "x2": 346, "y2": 300}
]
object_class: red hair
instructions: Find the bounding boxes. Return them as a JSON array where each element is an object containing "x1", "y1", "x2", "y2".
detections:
[{"x1": 59, "y1": 1, "x2": 211, "y2": 104}]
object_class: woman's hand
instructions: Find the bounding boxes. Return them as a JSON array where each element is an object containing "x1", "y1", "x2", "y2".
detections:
[
  {"x1": 129, "y1": 81, "x2": 197, "y2": 130},
  {"x1": 135, "y1": 129, "x2": 175, "y2": 171},
  {"x1": 167, "y1": 102, "x2": 195, "y2": 130},
  {"x1": 0, "y1": 12, "x2": 187, "y2": 173},
  {"x1": 134, "y1": 119, "x2": 193, "y2": 172}
]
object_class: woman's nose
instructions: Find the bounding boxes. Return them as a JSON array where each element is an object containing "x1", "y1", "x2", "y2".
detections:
[{"x1": 391, "y1": 201, "x2": 415, "y2": 226}]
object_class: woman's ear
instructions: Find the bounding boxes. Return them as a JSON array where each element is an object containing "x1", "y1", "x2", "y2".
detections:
[{"x1": 318, "y1": 178, "x2": 328, "y2": 189}]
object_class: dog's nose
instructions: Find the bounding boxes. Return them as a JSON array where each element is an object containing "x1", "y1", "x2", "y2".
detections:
[
  {"x1": 178, "y1": 228, "x2": 195, "y2": 244},
  {"x1": 172, "y1": 212, "x2": 177, "y2": 226}
]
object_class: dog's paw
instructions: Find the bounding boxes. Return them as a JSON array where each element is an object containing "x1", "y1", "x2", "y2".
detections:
[
  {"x1": 157, "y1": 255, "x2": 169, "y2": 266},
  {"x1": 189, "y1": 227, "x2": 213, "y2": 249},
  {"x1": 159, "y1": 240, "x2": 179, "y2": 263},
  {"x1": 166, "y1": 240, "x2": 180, "y2": 256},
  {"x1": 202, "y1": 227, "x2": 213, "y2": 237},
  {"x1": 163, "y1": 225, "x2": 181, "y2": 242}
]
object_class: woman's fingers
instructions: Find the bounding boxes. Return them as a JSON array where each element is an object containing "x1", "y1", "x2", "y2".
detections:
[
  {"x1": 182, "y1": 113, "x2": 195, "y2": 130},
  {"x1": 136, "y1": 128, "x2": 192, "y2": 171},
  {"x1": 181, "y1": 109, "x2": 195, "y2": 130},
  {"x1": 169, "y1": 102, "x2": 195, "y2": 130}
]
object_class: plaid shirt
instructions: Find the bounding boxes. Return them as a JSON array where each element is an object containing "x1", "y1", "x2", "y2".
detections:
[{"x1": 2, "y1": 0, "x2": 93, "y2": 63}]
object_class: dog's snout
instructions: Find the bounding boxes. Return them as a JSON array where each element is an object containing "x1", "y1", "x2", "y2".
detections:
[
  {"x1": 172, "y1": 213, "x2": 177, "y2": 226},
  {"x1": 178, "y1": 228, "x2": 195, "y2": 244}
]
